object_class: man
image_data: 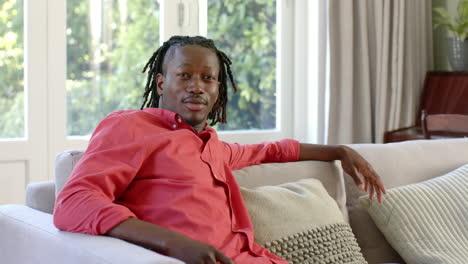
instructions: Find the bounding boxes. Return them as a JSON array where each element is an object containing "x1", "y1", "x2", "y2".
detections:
[{"x1": 54, "y1": 36, "x2": 386, "y2": 264}]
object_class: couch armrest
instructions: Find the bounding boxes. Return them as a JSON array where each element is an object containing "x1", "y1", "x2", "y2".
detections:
[
  {"x1": 0, "y1": 205, "x2": 183, "y2": 264},
  {"x1": 26, "y1": 181, "x2": 56, "y2": 214}
]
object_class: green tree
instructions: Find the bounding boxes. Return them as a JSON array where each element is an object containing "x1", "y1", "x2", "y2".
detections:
[
  {"x1": 208, "y1": 0, "x2": 276, "y2": 130},
  {"x1": 0, "y1": 0, "x2": 24, "y2": 138},
  {"x1": 66, "y1": 0, "x2": 159, "y2": 135}
]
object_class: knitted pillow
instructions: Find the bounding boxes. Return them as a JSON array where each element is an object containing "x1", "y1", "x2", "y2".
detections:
[
  {"x1": 359, "y1": 164, "x2": 468, "y2": 264},
  {"x1": 240, "y1": 178, "x2": 367, "y2": 264}
]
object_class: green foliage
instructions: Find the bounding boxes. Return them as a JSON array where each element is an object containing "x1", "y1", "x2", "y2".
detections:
[
  {"x1": 66, "y1": 0, "x2": 159, "y2": 135},
  {"x1": 208, "y1": 0, "x2": 276, "y2": 130},
  {"x1": 433, "y1": 0, "x2": 468, "y2": 40},
  {"x1": 0, "y1": 0, "x2": 24, "y2": 138}
]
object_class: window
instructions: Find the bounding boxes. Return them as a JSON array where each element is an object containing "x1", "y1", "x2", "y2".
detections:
[
  {"x1": 66, "y1": 0, "x2": 281, "y2": 136},
  {"x1": 0, "y1": 0, "x2": 24, "y2": 139},
  {"x1": 66, "y1": 0, "x2": 160, "y2": 136},
  {"x1": 207, "y1": 0, "x2": 277, "y2": 131}
]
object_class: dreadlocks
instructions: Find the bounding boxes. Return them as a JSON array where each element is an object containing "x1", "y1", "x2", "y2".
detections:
[{"x1": 140, "y1": 35, "x2": 238, "y2": 126}]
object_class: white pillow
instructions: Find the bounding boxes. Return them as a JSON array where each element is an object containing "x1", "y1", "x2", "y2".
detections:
[
  {"x1": 241, "y1": 178, "x2": 367, "y2": 264},
  {"x1": 359, "y1": 164, "x2": 468, "y2": 264}
]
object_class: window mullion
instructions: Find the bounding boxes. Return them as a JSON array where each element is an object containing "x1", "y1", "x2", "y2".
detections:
[
  {"x1": 46, "y1": 0, "x2": 67, "y2": 179},
  {"x1": 24, "y1": 0, "x2": 49, "y2": 182},
  {"x1": 278, "y1": 0, "x2": 294, "y2": 140},
  {"x1": 198, "y1": 0, "x2": 207, "y2": 36}
]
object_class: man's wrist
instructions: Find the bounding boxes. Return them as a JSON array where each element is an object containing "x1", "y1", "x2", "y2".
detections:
[
  {"x1": 335, "y1": 145, "x2": 348, "y2": 160},
  {"x1": 299, "y1": 143, "x2": 347, "y2": 161}
]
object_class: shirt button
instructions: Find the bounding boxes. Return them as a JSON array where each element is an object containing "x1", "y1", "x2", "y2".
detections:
[
  {"x1": 177, "y1": 117, "x2": 182, "y2": 123},
  {"x1": 172, "y1": 124, "x2": 177, "y2": 129}
]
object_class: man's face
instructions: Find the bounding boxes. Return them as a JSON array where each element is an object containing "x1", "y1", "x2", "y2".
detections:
[{"x1": 156, "y1": 45, "x2": 220, "y2": 131}]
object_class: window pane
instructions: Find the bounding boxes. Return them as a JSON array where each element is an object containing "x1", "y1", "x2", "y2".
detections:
[
  {"x1": 67, "y1": 0, "x2": 159, "y2": 136},
  {"x1": 0, "y1": 0, "x2": 24, "y2": 139},
  {"x1": 208, "y1": 0, "x2": 276, "y2": 131}
]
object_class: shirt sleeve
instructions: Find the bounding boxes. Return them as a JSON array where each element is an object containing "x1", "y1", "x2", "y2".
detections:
[
  {"x1": 53, "y1": 112, "x2": 145, "y2": 235},
  {"x1": 222, "y1": 139, "x2": 300, "y2": 171}
]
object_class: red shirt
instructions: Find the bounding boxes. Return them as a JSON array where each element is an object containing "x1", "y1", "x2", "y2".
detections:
[{"x1": 53, "y1": 108, "x2": 299, "y2": 263}]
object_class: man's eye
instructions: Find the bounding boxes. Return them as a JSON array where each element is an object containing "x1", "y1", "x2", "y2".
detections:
[
  {"x1": 203, "y1": 75, "x2": 215, "y2": 81},
  {"x1": 178, "y1": 73, "x2": 190, "y2": 78}
]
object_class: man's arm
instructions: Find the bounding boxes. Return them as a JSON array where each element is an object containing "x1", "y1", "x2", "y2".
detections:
[
  {"x1": 54, "y1": 114, "x2": 233, "y2": 264},
  {"x1": 298, "y1": 144, "x2": 343, "y2": 161},
  {"x1": 54, "y1": 114, "x2": 142, "y2": 235},
  {"x1": 222, "y1": 139, "x2": 300, "y2": 171},
  {"x1": 106, "y1": 218, "x2": 233, "y2": 264},
  {"x1": 299, "y1": 144, "x2": 387, "y2": 203}
]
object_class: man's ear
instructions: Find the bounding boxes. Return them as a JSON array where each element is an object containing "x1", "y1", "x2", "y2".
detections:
[{"x1": 156, "y1": 73, "x2": 165, "y2": 96}]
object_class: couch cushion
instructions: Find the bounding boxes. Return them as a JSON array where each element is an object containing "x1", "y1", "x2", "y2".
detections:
[
  {"x1": 241, "y1": 178, "x2": 366, "y2": 264},
  {"x1": 359, "y1": 164, "x2": 468, "y2": 264},
  {"x1": 233, "y1": 160, "x2": 348, "y2": 221},
  {"x1": 346, "y1": 138, "x2": 468, "y2": 264}
]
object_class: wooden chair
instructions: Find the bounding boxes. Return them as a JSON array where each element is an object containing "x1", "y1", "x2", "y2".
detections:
[
  {"x1": 384, "y1": 72, "x2": 468, "y2": 143},
  {"x1": 421, "y1": 110, "x2": 468, "y2": 139}
]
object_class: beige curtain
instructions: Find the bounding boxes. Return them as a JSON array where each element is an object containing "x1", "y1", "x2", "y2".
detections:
[{"x1": 327, "y1": 0, "x2": 433, "y2": 144}]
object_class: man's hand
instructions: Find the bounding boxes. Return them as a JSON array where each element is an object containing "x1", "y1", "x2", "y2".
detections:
[
  {"x1": 299, "y1": 144, "x2": 387, "y2": 203},
  {"x1": 107, "y1": 218, "x2": 234, "y2": 264},
  {"x1": 337, "y1": 146, "x2": 387, "y2": 203},
  {"x1": 166, "y1": 235, "x2": 234, "y2": 264}
]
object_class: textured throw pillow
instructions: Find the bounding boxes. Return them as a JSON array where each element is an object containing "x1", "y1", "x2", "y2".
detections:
[
  {"x1": 359, "y1": 164, "x2": 468, "y2": 264},
  {"x1": 240, "y1": 178, "x2": 367, "y2": 264}
]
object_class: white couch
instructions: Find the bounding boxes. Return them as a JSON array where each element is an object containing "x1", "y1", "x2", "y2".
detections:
[{"x1": 1, "y1": 138, "x2": 467, "y2": 264}]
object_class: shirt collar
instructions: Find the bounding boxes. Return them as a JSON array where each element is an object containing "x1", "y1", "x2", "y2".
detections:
[{"x1": 142, "y1": 107, "x2": 213, "y2": 134}]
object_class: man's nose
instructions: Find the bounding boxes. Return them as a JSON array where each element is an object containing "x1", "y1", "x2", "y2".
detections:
[{"x1": 187, "y1": 75, "x2": 204, "y2": 93}]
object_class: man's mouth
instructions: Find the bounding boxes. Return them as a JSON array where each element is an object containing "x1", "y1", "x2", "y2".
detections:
[{"x1": 183, "y1": 98, "x2": 207, "y2": 111}]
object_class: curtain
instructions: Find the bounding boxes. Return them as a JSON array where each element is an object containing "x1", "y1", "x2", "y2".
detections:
[
  {"x1": 295, "y1": 0, "x2": 329, "y2": 144},
  {"x1": 326, "y1": 0, "x2": 433, "y2": 144}
]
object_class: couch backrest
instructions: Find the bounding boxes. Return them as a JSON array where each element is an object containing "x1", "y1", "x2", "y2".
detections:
[{"x1": 54, "y1": 150, "x2": 85, "y2": 198}]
